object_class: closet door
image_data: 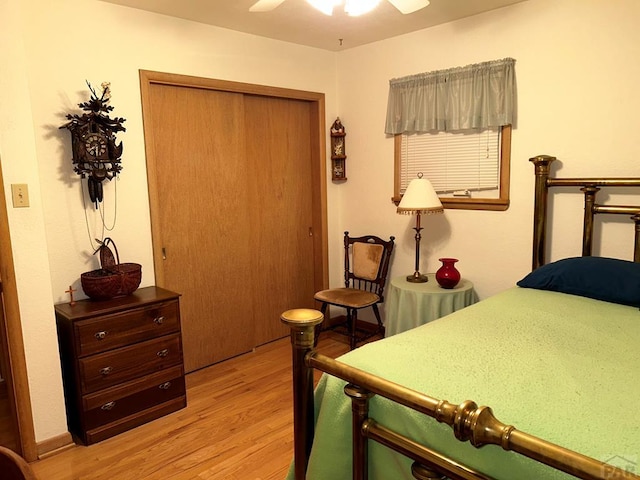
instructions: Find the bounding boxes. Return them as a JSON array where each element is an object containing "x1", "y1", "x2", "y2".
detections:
[
  {"x1": 143, "y1": 75, "x2": 324, "y2": 373},
  {"x1": 147, "y1": 84, "x2": 254, "y2": 371},
  {"x1": 244, "y1": 95, "x2": 315, "y2": 346}
]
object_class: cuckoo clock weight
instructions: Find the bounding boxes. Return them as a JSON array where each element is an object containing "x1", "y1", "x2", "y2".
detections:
[{"x1": 61, "y1": 82, "x2": 126, "y2": 207}]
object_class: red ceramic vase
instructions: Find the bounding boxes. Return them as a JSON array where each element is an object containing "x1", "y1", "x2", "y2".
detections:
[{"x1": 435, "y1": 258, "x2": 461, "y2": 289}]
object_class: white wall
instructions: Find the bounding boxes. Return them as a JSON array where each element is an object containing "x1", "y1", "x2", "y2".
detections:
[
  {"x1": 1, "y1": 0, "x2": 338, "y2": 445},
  {"x1": 2, "y1": 0, "x2": 640, "y2": 447},
  {"x1": 336, "y1": 0, "x2": 640, "y2": 302},
  {"x1": 0, "y1": 0, "x2": 62, "y2": 443}
]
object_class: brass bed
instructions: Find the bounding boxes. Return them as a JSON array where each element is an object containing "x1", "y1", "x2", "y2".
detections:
[{"x1": 282, "y1": 155, "x2": 640, "y2": 480}]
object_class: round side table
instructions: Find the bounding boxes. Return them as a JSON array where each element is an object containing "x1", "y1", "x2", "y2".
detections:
[{"x1": 384, "y1": 274, "x2": 476, "y2": 337}]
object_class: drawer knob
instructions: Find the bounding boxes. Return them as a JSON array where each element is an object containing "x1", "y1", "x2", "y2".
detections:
[
  {"x1": 94, "y1": 331, "x2": 108, "y2": 340},
  {"x1": 159, "y1": 382, "x2": 172, "y2": 390},
  {"x1": 99, "y1": 366, "x2": 113, "y2": 376},
  {"x1": 157, "y1": 349, "x2": 169, "y2": 358},
  {"x1": 153, "y1": 316, "x2": 165, "y2": 325},
  {"x1": 101, "y1": 401, "x2": 116, "y2": 411}
]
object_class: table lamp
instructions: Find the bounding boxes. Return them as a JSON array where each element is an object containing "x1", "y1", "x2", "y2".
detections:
[{"x1": 397, "y1": 173, "x2": 443, "y2": 282}]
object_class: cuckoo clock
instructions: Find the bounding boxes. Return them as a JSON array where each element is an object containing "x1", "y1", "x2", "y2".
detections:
[
  {"x1": 61, "y1": 82, "x2": 126, "y2": 207},
  {"x1": 330, "y1": 117, "x2": 346, "y2": 181}
]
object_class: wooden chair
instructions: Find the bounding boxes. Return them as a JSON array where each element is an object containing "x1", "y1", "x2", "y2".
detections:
[
  {"x1": 314, "y1": 231, "x2": 395, "y2": 349},
  {"x1": 0, "y1": 446, "x2": 37, "y2": 480}
]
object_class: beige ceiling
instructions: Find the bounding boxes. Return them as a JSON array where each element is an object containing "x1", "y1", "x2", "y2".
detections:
[{"x1": 99, "y1": 0, "x2": 527, "y2": 51}]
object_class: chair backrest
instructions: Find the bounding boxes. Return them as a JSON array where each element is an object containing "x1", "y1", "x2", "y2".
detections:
[
  {"x1": 0, "y1": 446, "x2": 37, "y2": 480},
  {"x1": 343, "y1": 231, "x2": 395, "y2": 300}
]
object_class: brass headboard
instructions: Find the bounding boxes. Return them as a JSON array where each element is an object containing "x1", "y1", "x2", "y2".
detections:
[{"x1": 530, "y1": 155, "x2": 640, "y2": 269}]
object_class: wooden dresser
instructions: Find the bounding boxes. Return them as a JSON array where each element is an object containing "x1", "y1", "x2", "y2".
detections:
[{"x1": 55, "y1": 286, "x2": 186, "y2": 445}]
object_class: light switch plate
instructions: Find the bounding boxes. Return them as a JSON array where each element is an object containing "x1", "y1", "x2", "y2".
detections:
[{"x1": 11, "y1": 184, "x2": 29, "y2": 208}]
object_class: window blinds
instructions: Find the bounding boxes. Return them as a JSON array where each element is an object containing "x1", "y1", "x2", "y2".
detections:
[{"x1": 400, "y1": 128, "x2": 500, "y2": 196}]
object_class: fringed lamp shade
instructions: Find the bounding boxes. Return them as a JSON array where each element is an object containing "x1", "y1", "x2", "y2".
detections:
[
  {"x1": 397, "y1": 174, "x2": 443, "y2": 282},
  {"x1": 397, "y1": 176, "x2": 443, "y2": 215}
]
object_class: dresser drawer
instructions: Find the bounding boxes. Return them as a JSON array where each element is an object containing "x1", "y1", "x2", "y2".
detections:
[
  {"x1": 80, "y1": 334, "x2": 182, "y2": 394},
  {"x1": 76, "y1": 300, "x2": 180, "y2": 357},
  {"x1": 84, "y1": 397, "x2": 186, "y2": 446},
  {"x1": 82, "y1": 366, "x2": 185, "y2": 430}
]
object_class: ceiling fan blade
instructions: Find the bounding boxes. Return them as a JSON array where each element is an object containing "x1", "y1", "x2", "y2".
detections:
[
  {"x1": 249, "y1": 0, "x2": 287, "y2": 12},
  {"x1": 387, "y1": 0, "x2": 430, "y2": 14}
]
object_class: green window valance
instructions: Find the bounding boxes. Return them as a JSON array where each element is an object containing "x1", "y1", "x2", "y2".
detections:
[{"x1": 385, "y1": 58, "x2": 516, "y2": 135}]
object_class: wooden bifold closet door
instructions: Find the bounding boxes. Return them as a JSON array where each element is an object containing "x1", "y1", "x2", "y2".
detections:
[{"x1": 141, "y1": 72, "x2": 327, "y2": 372}]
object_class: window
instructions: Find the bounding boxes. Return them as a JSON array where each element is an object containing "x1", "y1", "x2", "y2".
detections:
[
  {"x1": 385, "y1": 58, "x2": 515, "y2": 211},
  {"x1": 393, "y1": 125, "x2": 511, "y2": 210}
]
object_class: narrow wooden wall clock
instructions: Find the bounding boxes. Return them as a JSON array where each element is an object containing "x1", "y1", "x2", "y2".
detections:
[
  {"x1": 61, "y1": 82, "x2": 126, "y2": 207},
  {"x1": 330, "y1": 117, "x2": 347, "y2": 181}
]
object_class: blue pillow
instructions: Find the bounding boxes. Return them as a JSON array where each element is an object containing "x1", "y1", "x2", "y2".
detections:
[{"x1": 517, "y1": 256, "x2": 640, "y2": 307}]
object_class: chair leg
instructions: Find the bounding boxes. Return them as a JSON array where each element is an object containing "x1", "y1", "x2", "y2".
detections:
[
  {"x1": 350, "y1": 308, "x2": 358, "y2": 350},
  {"x1": 372, "y1": 304, "x2": 384, "y2": 337},
  {"x1": 314, "y1": 303, "x2": 329, "y2": 347}
]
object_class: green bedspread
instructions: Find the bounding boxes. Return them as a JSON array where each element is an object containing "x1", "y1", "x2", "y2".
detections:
[{"x1": 288, "y1": 287, "x2": 640, "y2": 479}]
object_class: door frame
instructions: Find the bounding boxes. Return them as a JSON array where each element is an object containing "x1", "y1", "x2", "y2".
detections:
[
  {"x1": 0, "y1": 164, "x2": 37, "y2": 461},
  {"x1": 139, "y1": 70, "x2": 329, "y2": 296}
]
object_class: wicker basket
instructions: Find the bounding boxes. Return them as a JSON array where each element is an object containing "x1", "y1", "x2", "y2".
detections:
[{"x1": 80, "y1": 238, "x2": 142, "y2": 300}]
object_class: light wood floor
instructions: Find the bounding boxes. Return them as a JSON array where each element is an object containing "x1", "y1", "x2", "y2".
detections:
[{"x1": 30, "y1": 333, "x2": 355, "y2": 480}]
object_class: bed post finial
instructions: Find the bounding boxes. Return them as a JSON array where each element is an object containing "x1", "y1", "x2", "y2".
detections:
[
  {"x1": 530, "y1": 155, "x2": 556, "y2": 270},
  {"x1": 281, "y1": 309, "x2": 324, "y2": 480}
]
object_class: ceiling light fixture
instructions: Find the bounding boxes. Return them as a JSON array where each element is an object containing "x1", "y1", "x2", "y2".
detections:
[
  {"x1": 306, "y1": 0, "x2": 382, "y2": 16},
  {"x1": 251, "y1": 0, "x2": 430, "y2": 15},
  {"x1": 345, "y1": 0, "x2": 382, "y2": 16}
]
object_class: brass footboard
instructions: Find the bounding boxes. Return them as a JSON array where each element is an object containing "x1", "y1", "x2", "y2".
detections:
[{"x1": 282, "y1": 309, "x2": 640, "y2": 480}]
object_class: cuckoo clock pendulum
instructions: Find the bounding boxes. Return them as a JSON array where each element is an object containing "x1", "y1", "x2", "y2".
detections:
[{"x1": 61, "y1": 82, "x2": 126, "y2": 208}]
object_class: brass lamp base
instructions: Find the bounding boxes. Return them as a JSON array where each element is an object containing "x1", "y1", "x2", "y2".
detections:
[{"x1": 406, "y1": 272, "x2": 429, "y2": 283}]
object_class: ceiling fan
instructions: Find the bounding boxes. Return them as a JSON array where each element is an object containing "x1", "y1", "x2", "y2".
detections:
[{"x1": 250, "y1": 0, "x2": 430, "y2": 16}]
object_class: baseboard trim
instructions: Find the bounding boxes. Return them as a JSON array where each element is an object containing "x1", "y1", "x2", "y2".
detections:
[{"x1": 37, "y1": 432, "x2": 75, "y2": 459}]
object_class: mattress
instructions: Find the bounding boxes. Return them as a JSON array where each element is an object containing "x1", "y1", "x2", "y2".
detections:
[{"x1": 289, "y1": 287, "x2": 640, "y2": 479}]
